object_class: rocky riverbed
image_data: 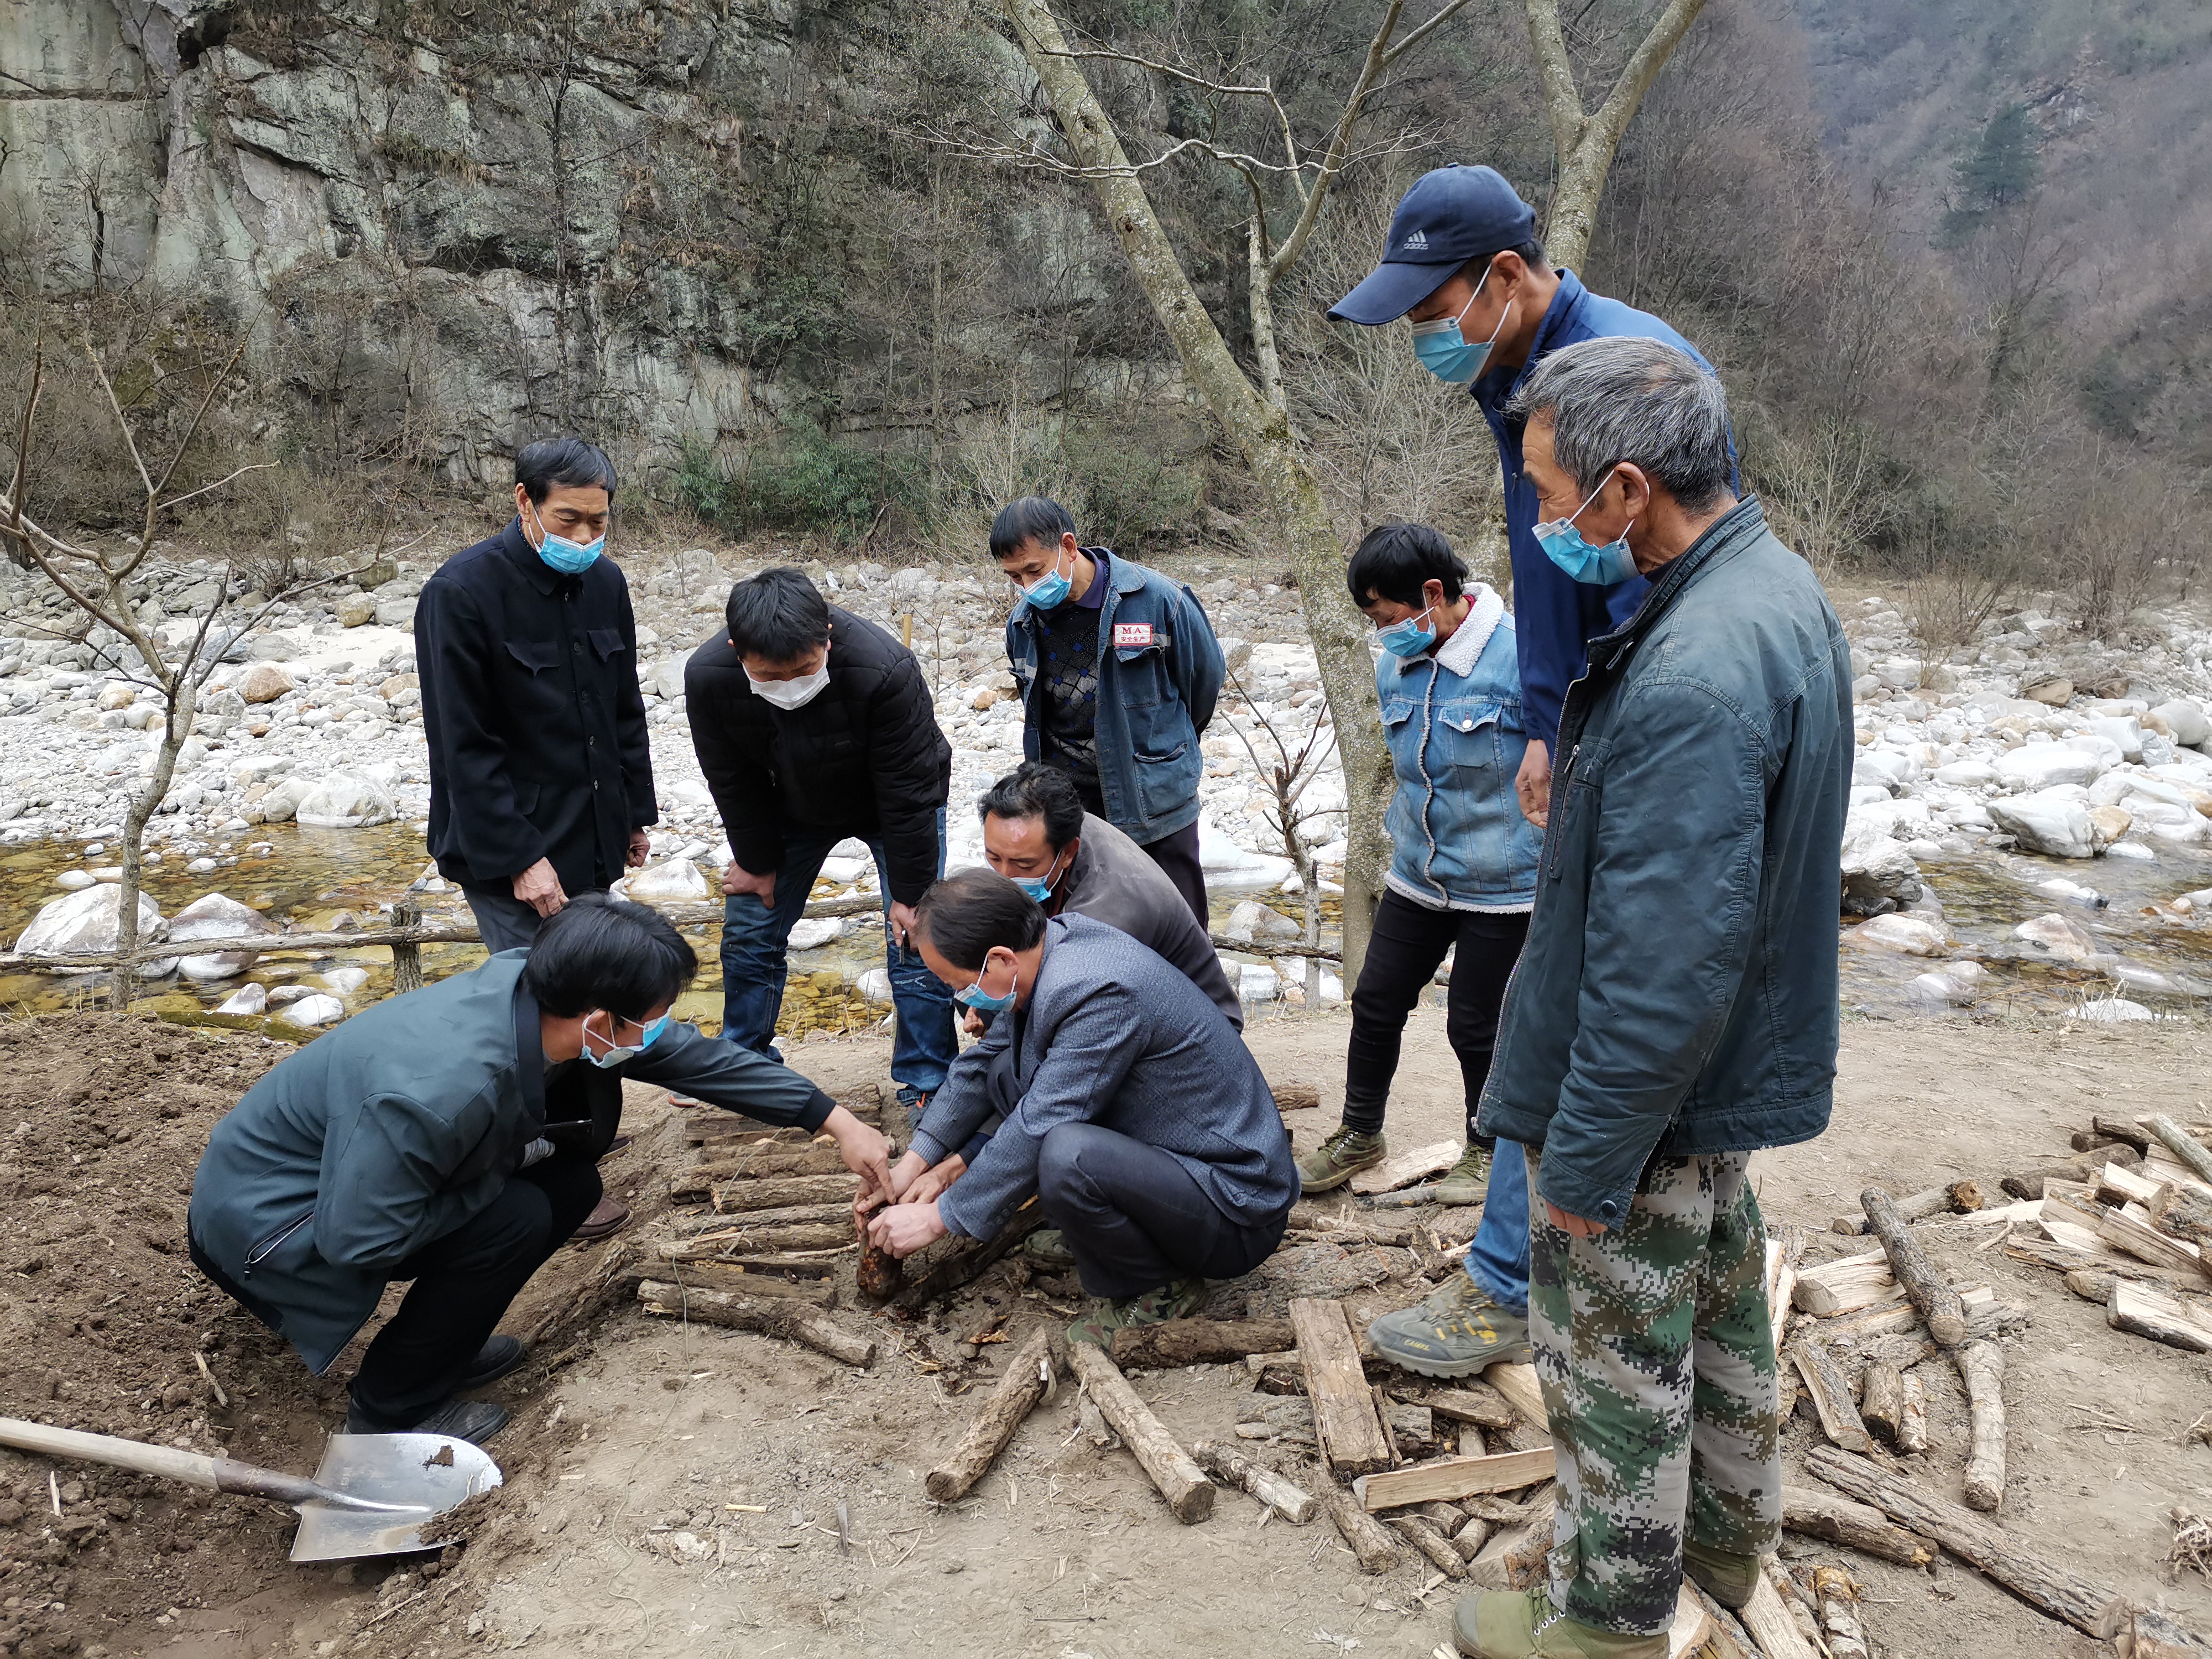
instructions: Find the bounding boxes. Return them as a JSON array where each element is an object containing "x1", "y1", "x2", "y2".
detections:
[{"x1": 2, "y1": 544, "x2": 2210, "y2": 1031}]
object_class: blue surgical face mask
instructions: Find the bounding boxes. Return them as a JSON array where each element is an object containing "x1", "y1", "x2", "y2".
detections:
[
  {"x1": 1375, "y1": 604, "x2": 1437, "y2": 660},
  {"x1": 530, "y1": 501, "x2": 604, "y2": 575},
  {"x1": 1535, "y1": 472, "x2": 1639, "y2": 586},
  {"x1": 1410, "y1": 261, "x2": 1511, "y2": 384},
  {"x1": 955, "y1": 955, "x2": 1019, "y2": 1013},
  {"x1": 1014, "y1": 548, "x2": 1073, "y2": 611},
  {"x1": 1011, "y1": 848, "x2": 1070, "y2": 903},
  {"x1": 583, "y1": 1009, "x2": 671, "y2": 1070}
]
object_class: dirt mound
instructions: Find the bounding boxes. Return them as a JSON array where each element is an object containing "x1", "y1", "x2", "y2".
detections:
[{"x1": 0, "y1": 1015, "x2": 332, "y2": 1659}]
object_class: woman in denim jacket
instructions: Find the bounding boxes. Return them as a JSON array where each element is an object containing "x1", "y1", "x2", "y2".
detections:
[{"x1": 1300, "y1": 524, "x2": 1541, "y2": 1222}]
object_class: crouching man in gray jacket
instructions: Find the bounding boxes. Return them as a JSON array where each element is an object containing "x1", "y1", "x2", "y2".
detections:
[
  {"x1": 864, "y1": 869, "x2": 1295, "y2": 1347},
  {"x1": 188, "y1": 896, "x2": 889, "y2": 1444}
]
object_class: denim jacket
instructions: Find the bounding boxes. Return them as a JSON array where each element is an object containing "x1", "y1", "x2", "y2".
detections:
[
  {"x1": 1007, "y1": 552, "x2": 1224, "y2": 844},
  {"x1": 1379, "y1": 585, "x2": 1541, "y2": 912}
]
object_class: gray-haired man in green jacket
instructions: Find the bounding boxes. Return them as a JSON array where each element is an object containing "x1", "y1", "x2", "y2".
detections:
[{"x1": 188, "y1": 896, "x2": 889, "y2": 1444}]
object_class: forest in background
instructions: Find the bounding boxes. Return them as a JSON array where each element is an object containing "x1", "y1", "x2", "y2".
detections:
[{"x1": 1, "y1": 0, "x2": 2205, "y2": 640}]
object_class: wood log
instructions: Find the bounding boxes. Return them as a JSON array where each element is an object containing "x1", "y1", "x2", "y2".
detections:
[
  {"x1": 659, "y1": 1224, "x2": 852, "y2": 1256},
  {"x1": 1284, "y1": 1202, "x2": 1414, "y2": 1245},
  {"x1": 2098, "y1": 1161, "x2": 2173, "y2": 1208},
  {"x1": 1792, "y1": 1248, "x2": 1901, "y2": 1317},
  {"x1": 1921, "y1": 1198, "x2": 2043, "y2": 1232},
  {"x1": 1349, "y1": 1138, "x2": 1460, "y2": 1196},
  {"x1": 925, "y1": 1328, "x2": 1058, "y2": 1501},
  {"x1": 1787, "y1": 1337, "x2": 1873, "y2": 1454},
  {"x1": 1898, "y1": 1369, "x2": 1929, "y2": 1454},
  {"x1": 1453, "y1": 1516, "x2": 1493, "y2": 1559},
  {"x1": 1190, "y1": 1441, "x2": 1317, "y2": 1523},
  {"x1": 2075, "y1": 1128, "x2": 2139, "y2": 1152},
  {"x1": 1687, "y1": 1583, "x2": 1759, "y2": 1659},
  {"x1": 658, "y1": 1252, "x2": 836, "y2": 1280},
  {"x1": 1862, "y1": 1185, "x2": 1968, "y2": 1345},
  {"x1": 1397, "y1": 1380, "x2": 1517, "y2": 1430},
  {"x1": 1814, "y1": 1564, "x2": 1872, "y2": 1659},
  {"x1": 1270, "y1": 1080, "x2": 1321, "y2": 1112},
  {"x1": 678, "y1": 1202, "x2": 853, "y2": 1229},
  {"x1": 1767, "y1": 1227, "x2": 1809, "y2": 1336},
  {"x1": 1805, "y1": 1444, "x2": 2117, "y2": 1633},
  {"x1": 2153, "y1": 1183, "x2": 2212, "y2": 1248},
  {"x1": 2093, "y1": 1115, "x2": 2154, "y2": 1152},
  {"x1": 711, "y1": 1173, "x2": 862, "y2": 1213},
  {"x1": 1832, "y1": 1183, "x2": 1952, "y2": 1234},
  {"x1": 1958, "y1": 1339, "x2": 2007, "y2": 1512},
  {"x1": 1738, "y1": 1574, "x2": 1820, "y2": 1659},
  {"x1": 2001, "y1": 1142, "x2": 2142, "y2": 1199},
  {"x1": 2098, "y1": 1600, "x2": 2211, "y2": 1658},
  {"x1": 1108, "y1": 1318, "x2": 1295, "y2": 1369},
  {"x1": 1458, "y1": 1423, "x2": 1488, "y2": 1457},
  {"x1": 2108, "y1": 1280, "x2": 2212, "y2": 1353},
  {"x1": 1236, "y1": 1397, "x2": 1436, "y2": 1453},
  {"x1": 1765, "y1": 1559, "x2": 1829, "y2": 1655},
  {"x1": 672, "y1": 1145, "x2": 849, "y2": 1194},
  {"x1": 655, "y1": 1261, "x2": 837, "y2": 1306},
  {"x1": 1468, "y1": 1495, "x2": 1557, "y2": 1590},
  {"x1": 2143, "y1": 1114, "x2": 2212, "y2": 1187},
  {"x1": 2043, "y1": 1194, "x2": 2208, "y2": 1279},
  {"x1": 1322, "y1": 1483, "x2": 1401, "y2": 1573},
  {"x1": 888, "y1": 1201, "x2": 1044, "y2": 1312},
  {"x1": 1353, "y1": 1446, "x2": 1558, "y2": 1510},
  {"x1": 1860, "y1": 1359, "x2": 1904, "y2": 1443},
  {"x1": 1388, "y1": 1513, "x2": 1468, "y2": 1578},
  {"x1": 856, "y1": 1211, "x2": 904, "y2": 1301},
  {"x1": 1065, "y1": 1340, "x2": 1213, "y2": 1524},
  {"x1": 1481, "y1": 1361, "x2": 1548, "y2": 1428},
  {"x1": 1813, "y1": 1283, "x2": 1993, "y2": 1347},
  {"x1": 635, "y1": 1280, "x2": 875, "y2": 1365},
  {"x1": 686, "y1": 1115, "x2": 823, "y2": 1144},
  {"x1": 2006, "y1": 1233, "x2": 2142, "y2": 1277},
  {"x1": 2140, "y1": 1150, "x2": 2212, "y2": 1201},
  {"x1": 1288, "y1": 1298, "x2": 1393, "y2": 1477},
  {"x1": 1665, "y1": 1585, "x2": 1715, "y2": 1659},
  {"x1": 1949, "y1": 1178, "x2": 1986, "y2": 1212}
]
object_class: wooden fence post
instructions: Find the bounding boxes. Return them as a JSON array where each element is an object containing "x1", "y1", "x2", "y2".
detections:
[{"x1": 390, "y1": 899, "x2": 424, "y2": 995}]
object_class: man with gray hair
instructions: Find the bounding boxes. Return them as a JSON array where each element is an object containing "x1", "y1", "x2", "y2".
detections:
[{"x1": 1445, "y1": 337, "x2": 1850, "y2": 1659}]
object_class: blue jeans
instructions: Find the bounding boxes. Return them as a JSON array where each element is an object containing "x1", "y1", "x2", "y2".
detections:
[
  {"x1": 1463, "y1": 1139, "x2": 1532, "y2": 1313},
  {"x1": 718, "y1": 813, "x2": 958, "y2": 1097}
]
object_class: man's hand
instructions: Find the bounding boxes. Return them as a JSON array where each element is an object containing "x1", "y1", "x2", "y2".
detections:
[
  {"x1": 887, "y1": 899, "x2": 919, "y2": 951},
  {"x1": 962, "y1": 1008, "x2": 986, "y2": 1039},
  {"x1": 722, "y1": 861, "x2": 775, "y2": 905},
  {"x1": 907, "y1": 1153, "x2": 966, "y2": 1207},
  {"x1": 1516, "y1": 739, "x2": 1553, "y2": 829},
  {"x1": 820, "y1": 1105, "x2": 891, "y2": 1205},
  {"x1": 868, "y1": 1199, "x2": 950, "y2": 1259},
  {"x1": 883, "y1": 1148, "x2": 930, "y2": 1204},
  {"x1": 512, "y1": 857, "x2": 567, "y2": 919},
  {"x1": 1544, "y1": 1199, "x2": 1609, "y2": 1238},
  {"x1": 627, "y1": 828, "x2": 652, "y2": 869}
]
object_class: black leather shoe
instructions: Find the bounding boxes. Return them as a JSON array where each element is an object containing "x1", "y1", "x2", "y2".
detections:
[
  {"x1": 345, "y1": 1396, "x2": 510, "y2": 1444},
  {"x1": 456, "y1": 1335, "x2": 528, "y2": 1392}
]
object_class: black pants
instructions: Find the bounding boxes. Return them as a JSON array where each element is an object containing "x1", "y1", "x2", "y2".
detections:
[
  {"x1": 1137, "y1": 820, "x2": 1208, "y2": 928},
  {"x1": 1037, "y1": 1121, "x2": 1284, "y2": 1299},
  {"x1": 1344, "y1": 892, "x2": 1530, "y2": 1144}
]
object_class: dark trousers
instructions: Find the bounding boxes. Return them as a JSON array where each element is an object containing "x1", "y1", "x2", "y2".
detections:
[
  {"x1": 1344, "y1": 891, "x2": 1530, "y2": 1144},
  {"x1": 1136, "y1": 819, "x2": 1209, "y2": 928},
  {"x1": 464, "y1": 881, "x2": 614, "y2": 957},
  {"x1": 350, "y1": 1155, "x2": 603, "y2": 1426},
  {"x1": 1036, "y1": 1121, "x2": 1285, "y2": 1299}
]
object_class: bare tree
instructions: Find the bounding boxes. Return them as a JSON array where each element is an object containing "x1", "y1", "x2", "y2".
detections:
[
  {"x1": 1219, "y1": 664, "x2": 1339, "y2": 948},
  {"x1": 1, "y1": 332, "x2": 360, "y2": 1004}
]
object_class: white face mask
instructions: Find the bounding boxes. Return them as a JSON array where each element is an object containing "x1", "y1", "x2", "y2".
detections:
[{"x1": 746, "y1": 661, "x2": 830, "y2": 710}]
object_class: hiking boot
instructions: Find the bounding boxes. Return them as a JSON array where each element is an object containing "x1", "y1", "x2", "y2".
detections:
[
  {"x1": 1366, "y1": 1271, "x2": 1532, "y2": 1375},
  {"x1": 455, "y1": 1335, "x2": 529, "y2": 1392},
  {"x1": 1453, "y1": 1588, "x2": 1667, "y2": 1658},
  {"x1": 1067, "y1": 1277, "x2": 1207, "y2": 1348},
  {"x1": 1432, "y1": 1142, "x2": 1494, "y2": 1206},
  {"x1": 1683, "y1": 1541, "x2": 1760, "y2": 1610},
  {"x1": 1297, "y1": 1125, "x2": 1386, "y2": 1194},
  {"x1": 1022, "y1": 1229, "x2": 1077, "y2": 1270},
  {"x1": 345, "y1": 1396, "x2": 512, "y2": 1445}
]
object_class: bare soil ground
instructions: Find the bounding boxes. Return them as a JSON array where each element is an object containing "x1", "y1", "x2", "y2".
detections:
[{"x1": 3, "y1": 1005, "x2": 2210, "y2": 1659}]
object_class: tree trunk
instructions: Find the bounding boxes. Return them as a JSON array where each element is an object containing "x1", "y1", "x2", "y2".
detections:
[
  {"x1": 1003, "y1": 0, "x2": 1389, "y2": 982},
  {"x1": 112, "y1": 676, "x2": 192, "y2": 1010}
]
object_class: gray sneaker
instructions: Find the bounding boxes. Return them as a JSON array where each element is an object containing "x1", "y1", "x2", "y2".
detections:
[
  {"x1": 1432, "y1": 1142, "x2": 1494, "y2": 1207},
  {"x1": 1297, "y1": 1125, "x2": 1386, "y2": 1194},
  {"x1": 1367, "y1": 1272, "x2": 1532, "y2": 1376}
]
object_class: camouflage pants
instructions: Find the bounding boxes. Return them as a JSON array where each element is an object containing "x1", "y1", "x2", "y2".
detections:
[{"x1": 1526, "y1": 1151, "x2": 1781, "y2": 1636}]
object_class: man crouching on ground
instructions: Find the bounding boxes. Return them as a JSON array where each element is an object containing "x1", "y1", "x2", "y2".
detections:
[
  {"x1": 1449, "y1": 337, "x2": 1850, "y2": 1658},
  {"x1": 188, "y1": 895, "x2": 889, "y2": 1444},
  {"x1": 863, "y1": 868, "x2": 1295, "y2": 1346}
]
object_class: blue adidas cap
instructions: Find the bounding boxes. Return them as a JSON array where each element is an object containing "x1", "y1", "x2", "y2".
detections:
[{"x1": 1327, "y1": 165, "x2": 1538, "y2": 326}]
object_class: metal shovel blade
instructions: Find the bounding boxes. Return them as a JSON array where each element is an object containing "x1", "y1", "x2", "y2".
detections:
[{"x1": 288, "y1": 1433, "x2": 504, "y2": 1562}]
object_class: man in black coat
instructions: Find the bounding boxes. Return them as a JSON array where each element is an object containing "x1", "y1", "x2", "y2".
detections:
[
  {"x1": 686, "y1": 567, "x2": 958, "y2": 1120},
  {"x1": 416, "y1": 436, "x2": 657, "y2": 950},
  {"x1": 415, "y1": 436, "x2": 657, "y2": 1242}
]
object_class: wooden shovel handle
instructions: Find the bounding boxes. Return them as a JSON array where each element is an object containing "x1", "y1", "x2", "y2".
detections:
[{"x1": 0, "y1": 1416, "x2": 222, "y2": 1490}]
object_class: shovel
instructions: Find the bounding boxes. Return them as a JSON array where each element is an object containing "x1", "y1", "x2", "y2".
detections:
[{"x1": 0, "y1": 1416, "x2": 503, "y2": 1562}]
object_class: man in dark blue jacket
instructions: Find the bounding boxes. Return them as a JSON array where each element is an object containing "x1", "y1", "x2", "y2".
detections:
[
  {"x1": 1328, "y1": 165, "x2": 1721, "y2": 827},
  {"x1": 993, "y1": 497, "x2": 1225, "y2": 926}
]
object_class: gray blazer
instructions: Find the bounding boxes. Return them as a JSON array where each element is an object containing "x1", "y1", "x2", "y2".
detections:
[
  {"x1": 930, "y1": 915, "x2": 1295, "y2": 1243},
  {"x1": 1060, "y1": 812, "x2": 1241, "y2": 1029}
]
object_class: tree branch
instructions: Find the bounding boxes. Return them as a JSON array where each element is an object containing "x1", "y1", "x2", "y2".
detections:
[
  {"x1": 1522, "y1": 0, "x2": 1587, "y2": 164},
  {"x1": 1582, "y1": 0, "x2": 1710, "y2": 159}
]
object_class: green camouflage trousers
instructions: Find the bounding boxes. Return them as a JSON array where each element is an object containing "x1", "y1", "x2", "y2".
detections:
[{"x1": 1526, "y1": 1150, "x2": 1781, "y2": 1636}]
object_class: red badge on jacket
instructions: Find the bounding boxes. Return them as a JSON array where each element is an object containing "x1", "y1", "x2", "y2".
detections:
[{"x1": 1113, "y1": 623, "x2": 1154, "y2": 648}]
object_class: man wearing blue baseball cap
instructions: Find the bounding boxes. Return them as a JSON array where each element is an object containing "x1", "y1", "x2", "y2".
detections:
[{"x1": 1325, "y1": 164, "x2": 1727, "y2": 1400}]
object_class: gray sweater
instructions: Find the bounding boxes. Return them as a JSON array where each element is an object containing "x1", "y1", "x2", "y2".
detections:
[{"x1": 928, "y1": 915, "x2": 1296, "y2": 1243}]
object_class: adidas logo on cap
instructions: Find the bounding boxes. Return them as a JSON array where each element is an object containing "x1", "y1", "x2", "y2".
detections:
[{"x1": 1403, "y1": 229, "x2": 1429, "y2": 249}]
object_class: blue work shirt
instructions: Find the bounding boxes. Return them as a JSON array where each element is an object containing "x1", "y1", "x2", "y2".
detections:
[{"x1": 1471, "y1": 268, "x2": 1725, "y2": 748}]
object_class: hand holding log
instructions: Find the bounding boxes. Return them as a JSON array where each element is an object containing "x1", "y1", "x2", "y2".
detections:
[{"x1": 1861, "y1": 1185, "x2": 1968, "y2": 1345}]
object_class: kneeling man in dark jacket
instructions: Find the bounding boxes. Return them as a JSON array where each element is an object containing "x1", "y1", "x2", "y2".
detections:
[
  {"x1": 865, "y1": 869, "x2": 1295, "y2": 1347},
  {"x1": 188, "y1": 896, "x2": 889, "y2": 1444}
]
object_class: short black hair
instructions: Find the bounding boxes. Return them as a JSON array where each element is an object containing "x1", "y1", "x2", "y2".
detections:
[
  {"x1": 1347, "y1": 522, "x2": 1469, "y2": 609},
  {"x1": 978, "y1": 761, "x2": 1086, "y2": 850},
  {"x1": 914, "y1": 868, "x2": 1046, "y2": 972},
  {"x1": 989, "y1": 496, "x2": 1077, "y2": 562},
  {"x1": 516, "y1": 436, "x2": 618, "y2": 505},
  {"x1": 524, "y1": 893, "x2": 697, "y2": 1022},
  {"x1": 726, "y1": 566, "x2": 831, "y2": 661}
]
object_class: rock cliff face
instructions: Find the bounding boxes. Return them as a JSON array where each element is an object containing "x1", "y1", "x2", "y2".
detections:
[{"x1": 0, "y1": 0, "x2": 980, "y2": 483}]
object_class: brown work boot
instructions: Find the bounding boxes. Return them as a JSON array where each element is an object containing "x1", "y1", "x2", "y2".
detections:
[
  {"x1": 570, "y1": 1196, "x2": 630, "y2": 1243},
  {"x1": 1453, "y1": 1588, "x2": 1667, "y2": 1658},
  {"x1": 1296, "y1": 1124, "x2": 1386, "y2": 1194}
]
